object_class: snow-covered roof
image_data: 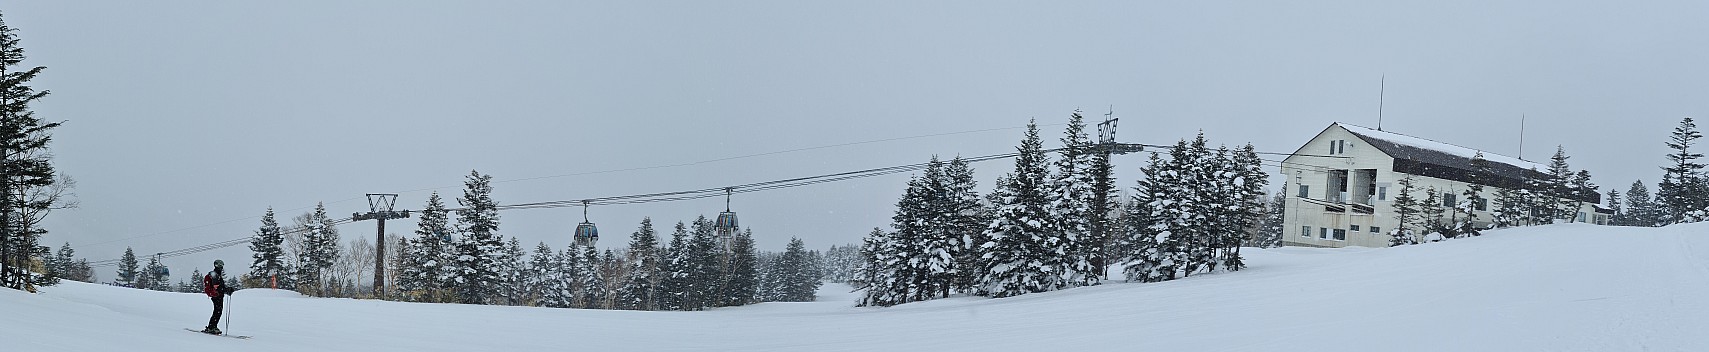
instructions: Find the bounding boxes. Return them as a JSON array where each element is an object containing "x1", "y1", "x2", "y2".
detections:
[{"x1": 1337, "y1": 123, "x2": 1546, "y2": 172}]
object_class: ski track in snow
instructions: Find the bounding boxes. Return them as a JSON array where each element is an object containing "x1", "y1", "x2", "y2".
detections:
[{"x1": 9, "y1": 223, "x2": 1709, "y2": 351}]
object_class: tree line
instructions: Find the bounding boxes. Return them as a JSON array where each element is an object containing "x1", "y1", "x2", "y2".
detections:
[
  {"x1": 855, "y1": 112, "x2": 1271, "y2": 306},
  {"x1": 240, "y1": 170, "x2": 825, "y2": 310}
]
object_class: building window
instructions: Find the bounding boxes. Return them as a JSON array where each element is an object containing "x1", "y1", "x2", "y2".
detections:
[
  {"x1": 1443, "y1": 194, "x2": 1457, "y2": 208},
  {"x1": 1578, "y1": 212, "x2": 1588, "y2": 223},
  {"x1": 1320, "y1": 227, "x2": 1328, "y2": 239},
  {"x1": 1378, "y1": 186, "x2": 1388, "y2": 201},
  {"x1": 1370, "y1": 226, "x2": 1381, "y2": 233},
  {"x1": 1350, "y1": 224, "x2": 1361, "y2": 231},
  {"x1": 1299, "y1": 185, "x2": 1310, "y2": 199},
  {"x1": 1332, "y1": 229, "x2": 1346, "y2": 241},
  {"x1": 1475, "y1": 198, "x2": 1488, "y2": 211},
  {"x1": 1302, "y1": 226, "x2": 1311, "y2": 237}
]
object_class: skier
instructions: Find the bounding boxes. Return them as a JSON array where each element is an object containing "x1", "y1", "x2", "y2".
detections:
[{"x1": 200, "y1": 259, "x2": 235, "y2": 335}]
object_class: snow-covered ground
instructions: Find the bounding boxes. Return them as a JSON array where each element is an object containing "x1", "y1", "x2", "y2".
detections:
[{"x1": 10, "y1": 223, "x2": 1709, "y2": 351}]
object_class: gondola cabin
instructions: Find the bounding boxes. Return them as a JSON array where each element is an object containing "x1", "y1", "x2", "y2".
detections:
[{"x1": 574, "y1": 221, "x2": 598, "y2": 247}]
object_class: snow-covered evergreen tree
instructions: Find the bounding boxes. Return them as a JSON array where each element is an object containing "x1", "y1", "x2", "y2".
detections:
[
  {"x1": 540, "y1": 246, "x2": 578, "y2": 308},
  {"x1": 296, "y1": 202, "x2": 340, "y2": 296},
  {"x1": 1223, "y1": 144, "x2": 1269, "y2": 271},
  {"x1": 451, "y1": 170, "x2": 503, "y2": 305},
  {"x1": 248, "y1": 207, "x2": 288, "y2": 287},
  {"x1": 679, "y1": 216, "x2": 721, "y2": 310},
  {"x1": 655, "y1": 221, "x2": 690, "y2": 310},
  {"x1": 857, "y1": 228, "x2": 905, "y2": 306},
  {"x1": 616, "y1": 218, "x2": 661, "y2": 310},
  {"x1": 577, "y1": 245, "x2": 606, "y2": 309},
  {"x1": 974, "y1": 121, "x2": 1062, "y2": 298},
  {"x1": 496, "y1": 237, "x2": 526, "y2": 305},
  {"x1": 719, "y1": 229, "x2": 759, "y2": 306},
  {"x1": 942, "y1": 157, "x2": 985, "y2": 294},
  {"x1": 1254, "y1": 191, "x2": 1286, "y2": 248},
  {"x1": 1049, "y1": 112, "x2": 1100, "y2": 286},
  {"x1": 1124, "y1": 151, "x2": 1175, "y2": 283},
  {"x1": 523, "y1": 242, "x2": 555, "y2": 306},
  {"x1": 402, "y1": 192, "x2": 453, "y2": 303},
  {"x1": 774, "y1": 237, "x2": 821, "y2": 302}
]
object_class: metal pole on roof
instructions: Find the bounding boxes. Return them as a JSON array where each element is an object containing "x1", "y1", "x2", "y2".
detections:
[
  {"x1": 1377, "y1": 75, "x2": 1385, "y2": 131},
  {"x1": 1519, "y1": 114, "x2": 1526, "y2": 161}
]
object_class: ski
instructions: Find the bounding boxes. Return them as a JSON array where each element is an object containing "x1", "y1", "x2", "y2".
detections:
[{"x1": 185, "y1": 328, "x2": 251, "y2": 339}]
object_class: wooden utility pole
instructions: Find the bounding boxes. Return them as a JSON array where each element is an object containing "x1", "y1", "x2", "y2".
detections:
[{"x1": 353, "y1": 194, "x2": 409, "y2": 299}]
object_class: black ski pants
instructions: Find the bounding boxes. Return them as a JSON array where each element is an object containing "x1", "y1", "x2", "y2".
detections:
[{"x1": 207, "y1": 296, "x2": 223, "y2": 329}]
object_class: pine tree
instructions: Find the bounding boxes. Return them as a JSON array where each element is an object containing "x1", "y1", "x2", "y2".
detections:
[
  {"x1": 1455, "y1": 152, "x2": 1491, "y2": 237},
  {"x1": 402, "y1": 192, "x2": 453, "y2": 302},
  {"x1": 43, "y1": 241, "x2": 72, "y2": 284},
  {"x1": 451, "y1": 170, "x2": 503, "y2": 304},
  {"x1": 140, "y1": 255, "x2": 169, "y2": 291},
  {"x1": 1546, "y1": 146, "x2": 1576, "y2": 222},
  {"x1": 1391, "y1": 174, "x2": 1421, "y2": 245},
  {"x1": 975, "y1": 121, "x2": 1061, "y2": 298},
  {"x1": 496, "y1": 237, "x2": 526, "y2": 305},
  {"x1": 942, "y1": 157, "x2": 984, "y2": 294},
  {"x1": 1626, "y1": 181, "x2": 1659, "y2": 227},
  {"x1": 1605, "y1": 189, "x2": 1624, "y2": 226},
  {"x1": 775, "y1": 237, "x2": 820, "y2": 302},
  {"x1": 884, "y1": 157, "x2": 935, "y2": 303},
  {"x1": 577, "y1": 245, "x2": 606, "y2": 309},
  {"x1": 1254, "y1": 191, "x2": 1286, "y2": 248},
  {"x1": 1049, "y1": 112, "x2": 1099, "y2": 286},
  {"x1": 116, "y1": 247, "x2": 138, "y2": 287},
  {"x1": 1565, "y1": 170, "x2": 1598, "y2": 222},
  {"x1": 616, "y1": 218, "x2": 661, "y2": 310},
  {"x1": 296, "y1": 202, "x2": 339, "y2": 296},
  {"x1": 720, "y1": 229, "x2": 759, "y2": 306},
  {"x1": 673, "y1": 216, "x2": 717, "y2": 310},
  {"x1": 1659, "y1": 117, "x2": 1706, "y2": 224},
  {"x1": 0, "y1": 11, "x2": 62, "y2": 291},
  {"x1": 1124, "y1": 151, "x2": 1174, "y2": 282},
  {"x1": 541, "y1": 246, "x2": 578, "y2": 308},
  {"x1": 249, "y1": 207, "x2": 288, "y2": 287},
  {"x1": 1492, "y1": 186, "x2": 1525, "y2": 229},
  {"x1": 856, "y1": 228, "x2": 904, "y2": 306},
  {"x1": 524, "y1": 242, "x2": 555, "y2": 306},
  {"x1": 1421, "y1": 187, "x2": 1446, "y2": 240},
  {"x1": 1223, "y1": 144, "x2": 1269, "y2": 271},
  {"x1": 655, "y1": 221, "x2": 690, "y2": 310}
]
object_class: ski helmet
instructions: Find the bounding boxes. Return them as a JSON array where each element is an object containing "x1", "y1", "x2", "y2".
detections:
[{"x1": 213, "y1": 259, "x2": 224, "y2": 270}]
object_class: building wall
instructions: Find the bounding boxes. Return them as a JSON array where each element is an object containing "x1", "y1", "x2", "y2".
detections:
[{"x1": 1278, "y1": 124, "x2": 1599, "y2": 248}]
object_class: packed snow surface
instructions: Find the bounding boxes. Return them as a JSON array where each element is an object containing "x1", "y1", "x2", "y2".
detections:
[{"x1": 10, "y1": 223, "x2": 1709, "y2": 351}]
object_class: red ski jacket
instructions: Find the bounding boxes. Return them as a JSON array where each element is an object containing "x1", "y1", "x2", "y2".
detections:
[{"x1": 203, "y1": 273, "x2": 223, "y2": 298}]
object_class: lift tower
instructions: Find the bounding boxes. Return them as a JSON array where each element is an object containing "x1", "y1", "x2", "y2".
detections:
[{"x1": 353, "y1": 194, "x2": 409, "y2": 298}]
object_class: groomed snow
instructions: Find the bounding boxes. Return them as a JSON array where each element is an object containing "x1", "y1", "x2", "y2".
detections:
[{"x1": 11, "y1": 223, "x2": 1709, "y2": 351}]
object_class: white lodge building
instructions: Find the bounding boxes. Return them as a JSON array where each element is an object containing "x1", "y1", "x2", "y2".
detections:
[{"x1": 1280, "y1": 123, "x2": 1606, "y2": 248}]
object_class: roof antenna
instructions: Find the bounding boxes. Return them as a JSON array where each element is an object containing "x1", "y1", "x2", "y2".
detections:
[
  {"x1": 1519, "y1": 114, "x2": 1526, "y2": 160},
  {"x1": 1377, "y1": 75, "x2": 1386, "y2": 131}
]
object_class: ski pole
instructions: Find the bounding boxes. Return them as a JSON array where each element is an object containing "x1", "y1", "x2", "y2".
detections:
[{"x1": 223, "y1": 294, "x2": 232, "y2": 335}]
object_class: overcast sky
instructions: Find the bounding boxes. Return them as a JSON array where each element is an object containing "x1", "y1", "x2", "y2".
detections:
[{"x1": 8, "y1": 1, "x2": 1705, "y2": 278}]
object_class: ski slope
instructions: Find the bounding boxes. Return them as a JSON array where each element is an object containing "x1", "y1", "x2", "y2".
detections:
[{"x1": 9, "y1": 223, "x2": 1709, "y2": 351}]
